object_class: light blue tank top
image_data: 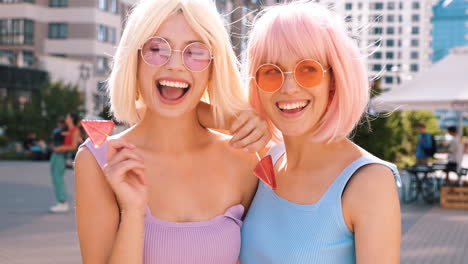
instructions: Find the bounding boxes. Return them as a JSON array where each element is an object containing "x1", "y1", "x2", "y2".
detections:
[{"x1": 240, "y1": 144, "x2": 401, "y2": 264}]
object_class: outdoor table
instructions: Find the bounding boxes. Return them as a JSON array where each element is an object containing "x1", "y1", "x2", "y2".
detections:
[{"x1": 404, "y1": 165, "x2": 439, "y2": 204}]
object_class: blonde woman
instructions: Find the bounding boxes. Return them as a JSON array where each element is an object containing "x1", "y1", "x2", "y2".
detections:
[{"x1": 74, "y1": 0, "x2": 268, "y2": 263}]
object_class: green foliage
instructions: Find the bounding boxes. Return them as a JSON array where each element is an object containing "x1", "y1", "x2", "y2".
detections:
[
  {"x1": 1, "y1": 81, "x2": 85, "y2": 143},
  {"x1": 352, "y1": 80, "x2": 440, "y2": 167}
]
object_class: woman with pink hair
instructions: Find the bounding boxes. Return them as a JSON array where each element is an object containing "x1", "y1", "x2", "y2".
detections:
[{"x1": 240, "y1": 2, "x2": 401, "y2": 263}]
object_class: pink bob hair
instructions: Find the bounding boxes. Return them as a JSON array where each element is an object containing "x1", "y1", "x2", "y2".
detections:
[{"x1": 246, "y1": 1, "x2": 369, "y2": 143}]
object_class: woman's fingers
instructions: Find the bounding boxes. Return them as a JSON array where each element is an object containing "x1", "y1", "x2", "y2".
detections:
[
  {"x1": 103, "y1": 159, "x2": 145, "y2": 185},
  {"x1": 229, "y1": 111, "x2": 251, "y2": 134},
  {"x1": 106, "y1": 138, "x2": 136, "y2": 161}
]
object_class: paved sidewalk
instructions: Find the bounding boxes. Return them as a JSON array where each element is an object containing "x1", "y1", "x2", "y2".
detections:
[
  {"x1": 0, "y1": 161, "x2": 80, "y2": 264},
  {"x1": 1, "y1": 160, "x2": 468, "y2": 264}
]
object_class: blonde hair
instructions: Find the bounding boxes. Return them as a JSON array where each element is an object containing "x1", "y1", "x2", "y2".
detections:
[
  {"x1": 109, "y1": 0, "x2": 247, "y2": 127},
  {"x1": 246, "y1": 1, "x2": 369, "y2": 143}
]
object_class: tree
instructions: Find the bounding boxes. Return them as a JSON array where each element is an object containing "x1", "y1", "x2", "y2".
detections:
[
  {"x1": 352, "y1": 79, "x2": 440, "y2": 167},
  {"x1": 1, "y1": 81, "x2": 85, "y2": 143}
]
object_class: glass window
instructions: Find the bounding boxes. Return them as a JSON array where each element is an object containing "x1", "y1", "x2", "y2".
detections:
[
  {"x1": 386, "y1": 52, "x2": 394, "y2": 59},
  {"x1": 372, "y1": 64, "x2": 382, "y2": 71},
  {"x1": 410, "y1": 64, "x2": 419, "y2": 72},
  {"x1": 373, "y1": 51, "x2": 382, "y2": 59},
  {"x1": 411, "y1": 26, "x2": 419, "y2": 35},
  {"x1": 412, "y1": 14, "x2": 420, "y2": 22},
  {"x1": 96, "y1": 56, "x2": 109, "y2": 72},
  {"x1": 387, "y1": 15, "x2": 394, "y2": 22},
  {"x1": 110, "y1": 0, "x2": 118, "y2": 13},
  {"x1": 345, "y1": 3, "x2": 352, "y2": 10},
  {"x1": 385, "y1": 64, "x2": 393, "y2": 71},
  {"x1": 49, "y1": 0, "x2": 67, "y2": 7},
  {"x1": 0, "y1": 19, "x2": 34, "y2": 45},
  {"x1": 22, "y1": 51, "x2": 34, "y2": 67},
  {"x1": 97, "y1": 25, "x2": 107, "y2": 42},
  {"x1": 411, "y1": 51, "x2": 419, "y2": 59},
  {"x1": 411, "y1": 39, "x2": 419, "y2": 47},
  {"x1": 388, "y1": 2, "x2": 395, "y2": 10},
  {"x1": 98, "y1": 0, "x2": 107, "y2": 11},
  {"x1": 386, "y1": 39, "x2": 394, "y2": 47},
  {"x1": 387, "y1": 27, "x2": 394, "y2": 34},
  {"x1": 48, "y1": 23, "x2": 67, "y2": 39},
  {"x1": 412, "y1": 2, "x2": 420, "y2": 9},
  {"x1": 385, "y1": 76, "x2": 393, "y2": 84},
  {"x1": 374, "y1": 2, "x2": 384, "y2": 10},
  {"x1": 24, "y1": 19, "x2": 33, "y2": 44},
  {"x1": 373, "y1": 27, "x2": 383, "y2": 34},
  {"x1": 108, "y1": 27, "x2": 116, "y2": 44}
]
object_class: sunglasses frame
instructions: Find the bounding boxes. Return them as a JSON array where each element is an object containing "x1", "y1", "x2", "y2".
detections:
[
  {"x1": 139, "y1": 36, "x2": 214, "y2": 72},
  {"x1": 253, "y1": 59, "x2": 330, "y2": 93}
]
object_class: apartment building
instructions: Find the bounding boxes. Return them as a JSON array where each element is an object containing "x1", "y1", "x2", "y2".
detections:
[{"x1": 0, "y1": 0, "x2": 137, "y2": 115}]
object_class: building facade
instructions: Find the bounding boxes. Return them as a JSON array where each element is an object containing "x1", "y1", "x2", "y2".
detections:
[
  {"x1": 431, "y1": 0, "x2": 468, "y2": 63},
  {"x1": 0, "y1": 0, "x2": 137, "y2": 116},
  {"x1": 330, "y1": 0, "x2": 433, "y2": 92}
]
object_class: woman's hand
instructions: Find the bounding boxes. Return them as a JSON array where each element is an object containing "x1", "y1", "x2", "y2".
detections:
[
  {"x1": 103, "y1": 139, "x2": 148, "y2": 215},
  {"x1": 228, "y1": 109, "x2": 271, "y2": 153}
]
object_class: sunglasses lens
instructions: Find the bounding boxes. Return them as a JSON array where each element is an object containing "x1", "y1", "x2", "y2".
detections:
[
  {"x1": 295, "y1": 60, "x2": 324, "y2": 88},
  {"x1": 183, "y1": 43, "x2": 212, "y2": 71},
  {"x1": 255, "y1": 64, "x2": 283, "y2": 92},
  {"x1": 141, "y1": 37, "x2": 171, "y2": 66}
]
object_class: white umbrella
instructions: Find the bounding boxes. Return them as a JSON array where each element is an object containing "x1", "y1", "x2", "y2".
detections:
[{"x1": 372, "y1": 46, "x2": 468, "y2": 170}]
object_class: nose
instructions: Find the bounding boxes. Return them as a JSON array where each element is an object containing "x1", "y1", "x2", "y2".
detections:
[
  {"x1": 280, "y1": 72, "x2": 300, "y2": 95},
  {"x1": 166, "y1": 49, "x2": 185, "y2": 71}
]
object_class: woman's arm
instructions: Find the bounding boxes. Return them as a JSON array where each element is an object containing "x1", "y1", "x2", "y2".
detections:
[
  {"x1": 54, "y1": 129, "x2": 81, "y2": 152},
  {"x1": 75, "y1": 140, "x2": 147, "y2": 264},
  {"x1": 343, "y1": 164, "x2": 401, "y2": 264},
  {"x1": 75, "y1": 147, "x2": 121, "y2": 263}
]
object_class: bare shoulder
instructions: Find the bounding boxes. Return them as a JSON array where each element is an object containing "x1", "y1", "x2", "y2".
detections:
[
  {"x1": 345, "y1": 163, "x2": 398, "y2": 202},
  {"x1": 343, "y1": 163, "x2": 400, "y2": 227},
  {"x1": 210, "y1": 130, "x2": 258, "y2": 169},
  {"x1": 208, "y1": 130, "x2": 258, "y2": 197},
  {"x1": 75, "y1": 146, "x2": 99, "y2": 171}
]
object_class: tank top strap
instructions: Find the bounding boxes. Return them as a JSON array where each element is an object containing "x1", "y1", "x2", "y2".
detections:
[
  {"x1": 266, "y1": 143, "x2": 286, "y2": 165},
  {"x1": 322, "y1": 154, "x2": 401, "y2": 205},
  {"x1": 79, "y1": 138, "x2": 108, "y2": 169}
]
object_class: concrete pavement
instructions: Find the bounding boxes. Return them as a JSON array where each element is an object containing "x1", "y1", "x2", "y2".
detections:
[{"x1": 1, "y1": 160, "x2": 468, "y2": 264}]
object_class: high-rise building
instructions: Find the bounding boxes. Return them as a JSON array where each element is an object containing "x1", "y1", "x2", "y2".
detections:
[
  {"x1": 431, "y1": 0, "x2": 468, "y2": 63},
  {"x1": 219, "y1": 0, "x2": 434, "y2": 92},
  {"x1": 334, "y1": 0, "x2": 433, "y2": 92},
  {"x1": 0, "y1": 0, "x2": 137, "y2": 115},
  {"x1": 431, "y1": 0, "x2": 468, "y2": 128}
]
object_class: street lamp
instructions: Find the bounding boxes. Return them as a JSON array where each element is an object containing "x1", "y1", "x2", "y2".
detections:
[{"x1": 79, "y1": 64, "x2": 91, "y2": 115}]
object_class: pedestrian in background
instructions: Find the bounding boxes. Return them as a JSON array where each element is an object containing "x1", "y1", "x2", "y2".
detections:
[
  {"x1": 444, "y1": 126, "x2": 460, "y2": 183},
  {"x1": 49, "y1": 113, "x2": 81, "y2": 213},
  {"x1": 415, "y1": 123, "x2": 432, "y2": 165}
]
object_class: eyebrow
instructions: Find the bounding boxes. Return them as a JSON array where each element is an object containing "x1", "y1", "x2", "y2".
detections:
[{"x1": 162, "y1": 37, "x2": 203, "y2": 45}]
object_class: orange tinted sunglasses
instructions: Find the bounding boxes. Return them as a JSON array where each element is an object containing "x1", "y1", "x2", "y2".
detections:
[{"x1": 254, "y1": 59, "x2": 330, "y2": 92}]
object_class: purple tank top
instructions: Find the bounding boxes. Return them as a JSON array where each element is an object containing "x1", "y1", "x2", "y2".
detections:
[{"x1": 81, "y1": 139, "x2": 243, "y2": 264}]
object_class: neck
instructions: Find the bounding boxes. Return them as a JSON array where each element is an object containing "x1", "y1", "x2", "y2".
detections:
[
  {"x1": 131, "y1": 108, "x2": 209, "y2": 152},
  {"x1": 281, "y1": 134, "x2": 356, "y2": 171}
]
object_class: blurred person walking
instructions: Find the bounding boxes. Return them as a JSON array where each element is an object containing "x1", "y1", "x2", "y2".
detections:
[
  {"x1": 49, "y1": 113, "x2": 81, "y2": 213},
  {"x1": 415, "y1": 123, "x2": 433, "y2": 165}
]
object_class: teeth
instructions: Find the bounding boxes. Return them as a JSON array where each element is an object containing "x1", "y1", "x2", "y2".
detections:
[
  {"x1": 158, "y1": 80, "x2": 189, "y2": 89},
  {"x1": 278, "y1": 101, "x2": 308, "y2": 110}
]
